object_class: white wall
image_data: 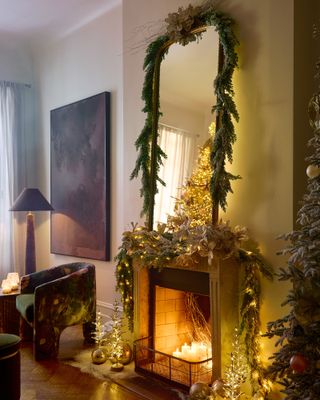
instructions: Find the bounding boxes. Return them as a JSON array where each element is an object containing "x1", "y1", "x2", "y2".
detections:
[{"x1": 33, "y1": 3, "x2": 123, "y2": 316}]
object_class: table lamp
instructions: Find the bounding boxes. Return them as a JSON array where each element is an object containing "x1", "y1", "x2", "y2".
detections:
[{"x1": 10, "y1": 188, "x2": 53, "y2": 274}]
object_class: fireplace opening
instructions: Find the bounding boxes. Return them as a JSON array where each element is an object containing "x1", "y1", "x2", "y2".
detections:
[
  {"x1": 153, "y1": 287, "x2": 211, "y2": 359},
  {"x1": 134, "y1": 268, "x2": 213, "y2": 388}
]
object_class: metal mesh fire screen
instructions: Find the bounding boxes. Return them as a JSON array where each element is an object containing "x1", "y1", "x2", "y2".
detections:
[{"x1": 134, "y1": 337, "x2": 213, "y2": 388}]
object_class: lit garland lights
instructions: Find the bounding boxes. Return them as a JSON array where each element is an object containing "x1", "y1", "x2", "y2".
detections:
[
  {"x1": 131, "y1": 3, "x2": 240, "y2": 218},
  {"x1": 115, "y1": 249, "x2": 134, "y2": 331},
  {"x1": 238, "y1": 247, "x2": 274, "y2": 399},
  {"x1": 115, "y1": 219, "x2": 273, "y2": 397}
]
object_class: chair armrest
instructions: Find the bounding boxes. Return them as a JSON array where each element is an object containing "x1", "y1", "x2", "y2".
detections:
[
  {"x1": 34, "y1": 266, "x2": 96, "y2": 326},
  {"x1": 20, "y1": 263, "x2": 94, "y2": 294}
]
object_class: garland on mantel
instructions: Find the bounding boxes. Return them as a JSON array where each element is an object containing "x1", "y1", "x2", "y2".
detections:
[
  {"x1": 130, "y1": 3, "x2": 240, "y2": 217},
  {"x1": 115, "y1": 219, "x2": 274, "y2": 398}
]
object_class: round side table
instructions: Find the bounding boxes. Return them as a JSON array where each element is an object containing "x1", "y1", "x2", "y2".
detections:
[{"x1": 0, "y1": 289, "x2": 20, "y2": 335}]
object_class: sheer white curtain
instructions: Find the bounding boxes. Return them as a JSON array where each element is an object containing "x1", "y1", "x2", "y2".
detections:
[
  {"x1": 154, "y1": 123, "x2": 195, "y2": 225},
  {"x1": 0, "y1": 81, "x2": 30, "y2": 279}
]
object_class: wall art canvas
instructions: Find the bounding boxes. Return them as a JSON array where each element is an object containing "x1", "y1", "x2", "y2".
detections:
[{"x1": 51, "y1": 92, "x2": 111, "y2": 260}]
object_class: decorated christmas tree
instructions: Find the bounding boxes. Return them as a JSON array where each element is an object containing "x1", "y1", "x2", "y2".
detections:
[
  {"x1": 174, "y1": 123, "x2": 214, "y2": 227},
  {"x1": 108, "y1": 300, "x2": 125, "y2": 371},
  {"x1": 265, "y1": 27, "x2": 320, "y2": 399},
  {"x1": 222, "y1": 328, "x2": 248, "y2": 400}
]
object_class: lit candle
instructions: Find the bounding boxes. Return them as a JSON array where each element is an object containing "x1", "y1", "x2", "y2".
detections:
[
  {"x1": 172, "y1": 348, "x2": 182, "y2": 358},
  {"x1": 172, "y1": 342, "x2": 212, "y2": 362},
  {"x1": 1, "y1": 279, "x2": 12, "y2": 294},
  {"x1": 181, "y1": 343, "x2": 190, "y2": 359},
  {"x1": 7, "y1": 272, "x2": 19, "y2": 290}
]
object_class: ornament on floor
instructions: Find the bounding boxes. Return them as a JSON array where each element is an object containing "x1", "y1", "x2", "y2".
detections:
[
  {"x1": 189, "y1": 381, "x2": 211, "y2": 399},
  {"x1": 109, "y1": 341, "x2": 133, "y2": 366},
  {"x1": 306, "y1": 164, "x2": 320, "y2": 179},
  {"x1": 289, "y1": 353, "x2": 309, "y2": 374},
  {"x1": 118, "y1": 342, "x2": 133, "y2": 365},
  {"x1": 91, "y1": 347, "x2": 107, "y2": 365},
  {"x1": 211, "y1": 379, "x2": 225, "y2": 397}
]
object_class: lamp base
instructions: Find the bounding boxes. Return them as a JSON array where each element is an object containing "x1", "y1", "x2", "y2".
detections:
[{"x1": 25, "y1": 212, "x2": 36, "y2": 275}]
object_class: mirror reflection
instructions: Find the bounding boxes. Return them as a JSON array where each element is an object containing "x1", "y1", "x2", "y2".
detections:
[{"x1": 153, "y1": 27, "x2": 220, "y2": 227}]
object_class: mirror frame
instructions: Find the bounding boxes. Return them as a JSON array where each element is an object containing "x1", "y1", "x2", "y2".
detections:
[{"x1": 131, "y1": 4, "x2": 239, "y2": 230}]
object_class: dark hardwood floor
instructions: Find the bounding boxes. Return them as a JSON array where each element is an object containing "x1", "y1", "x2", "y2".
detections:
[{"x1": 20, "y1": 325, "x2": 185, "y2": 400}]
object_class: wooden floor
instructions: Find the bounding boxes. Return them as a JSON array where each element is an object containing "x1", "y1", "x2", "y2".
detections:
[{"x1": 20, "y1": 325, "x2": 185, "y2": 400}]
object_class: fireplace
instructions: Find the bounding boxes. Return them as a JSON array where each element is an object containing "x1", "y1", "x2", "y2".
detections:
[{"x1": 133, "y1": 256, "x2": 240, "y2": 389}]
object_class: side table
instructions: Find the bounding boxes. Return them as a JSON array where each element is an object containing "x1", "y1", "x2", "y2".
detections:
[{"x1": 0, "y1": 289, "x2": 20, "y2": 335}]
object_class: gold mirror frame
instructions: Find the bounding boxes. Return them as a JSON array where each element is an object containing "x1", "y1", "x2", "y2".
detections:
[{"x1": 131, "y1": 4, "x2": 240, "y2": 230}]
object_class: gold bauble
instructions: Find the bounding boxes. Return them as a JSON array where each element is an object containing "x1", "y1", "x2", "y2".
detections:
[
  {"x1": 306, "y1": 164, "x2": 320, "y2": 179},
  {"x1": 189, "y1": 381, "x2": 211, "y2": 399},
  {"x1": 108, "y1": 342, "x2": 133, "y2": 365},
  {"x1": 120, "y1": 342, "x2": 133, "y2": 365},
  {"x1": 91, "y1": 347, "x2": 107, "y2": 364},
  {"x1": 211, "y1": 378, "x2": 225, "y2": 396}
]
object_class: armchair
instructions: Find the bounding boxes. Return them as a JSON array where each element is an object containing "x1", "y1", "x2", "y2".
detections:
[{"x1": 16, "y1": 262, "x2": 96, "y2": 360}]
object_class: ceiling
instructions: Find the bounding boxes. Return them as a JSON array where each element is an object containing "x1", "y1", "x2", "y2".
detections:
[{"x1": 0, "y1": 0, "x2": 119, "y2": 43}]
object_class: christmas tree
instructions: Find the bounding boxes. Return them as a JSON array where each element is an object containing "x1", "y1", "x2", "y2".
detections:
[
  {"x1": 222, "y1": 328, "x2": 248, "y2": 400},
  {"x1": 91, "y1": 311, "x2": 106, "y2": 347},
  {"x1": 174, "y1": 123, "x2": 214, "y2": 227},
  {"x1": 108, "y1": 300, "x2": 125, "y2": 371},
  {"x1": 265, "y1": 27, "x2": 320, "y2": 399}
]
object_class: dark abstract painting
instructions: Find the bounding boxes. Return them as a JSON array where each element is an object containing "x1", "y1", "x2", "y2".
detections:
[{"x1": 50, "y1": 92, "x2": 110, "y2": 260}]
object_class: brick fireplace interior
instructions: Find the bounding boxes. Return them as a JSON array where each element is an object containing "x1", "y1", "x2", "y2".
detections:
[
  {"x1": 153, "y1": 286, "x2": 210, "y2": 356},
  {"x1": 133, "y1": 258, "x2": 240, "y2": 389}
]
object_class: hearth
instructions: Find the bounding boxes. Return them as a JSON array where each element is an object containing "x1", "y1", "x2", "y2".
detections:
[{"x1": 133, "y1": 256, "x2": 240, "y2": 389}]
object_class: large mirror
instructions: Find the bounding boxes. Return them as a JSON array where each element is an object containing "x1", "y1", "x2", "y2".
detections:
[
  {"x1": 153, "y1": 27, "x2": 219, "y2": 227},
  {"x1": 131, "y1": 4, "x2": 239, "y2": 230}
]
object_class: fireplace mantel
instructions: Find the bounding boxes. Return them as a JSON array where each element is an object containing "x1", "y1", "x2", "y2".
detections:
[{"x1": 133, "y1": 255, "x2": 241, "y2": 385}]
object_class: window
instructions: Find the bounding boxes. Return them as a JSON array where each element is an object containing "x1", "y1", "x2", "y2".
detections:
[
  {"x1": 153, "y1": 123, "x2": 195, "y2": 225},
  {"x1": 0, "y1": 81, "x2": 32, "y2": 278}
]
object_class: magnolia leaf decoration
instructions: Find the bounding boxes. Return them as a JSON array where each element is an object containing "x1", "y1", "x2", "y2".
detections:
[{"x1": 165, "y1": 5, "x2": 203, "y2": 45}]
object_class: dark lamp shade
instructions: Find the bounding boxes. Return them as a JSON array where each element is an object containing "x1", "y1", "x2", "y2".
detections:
[{"x1": 10, "y1": 188, "x2": 54, "y2": 212}]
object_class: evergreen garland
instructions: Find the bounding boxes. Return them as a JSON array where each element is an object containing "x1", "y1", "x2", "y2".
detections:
[
  {"x1": 238, "y1": 247, "x2": 274, "y2": 398},
  {"x1": 114, "y1": 223, "x2": 273, "y2": 397},
  {"x1": 115, "y1": 248, "x2": 134, "y2": 331},
  {"x1": 131, "y1": 3, "x2": 239, "y2": 219}
]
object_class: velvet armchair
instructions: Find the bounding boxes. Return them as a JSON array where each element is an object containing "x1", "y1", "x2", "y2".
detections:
[{"x1": 16, "y1": 262, "x2": 96, "y2": 360}]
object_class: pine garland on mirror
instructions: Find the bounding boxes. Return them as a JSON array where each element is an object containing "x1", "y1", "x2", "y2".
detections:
[{"x1": 130, "y1": 2, "x2": 239, "y2": 219}]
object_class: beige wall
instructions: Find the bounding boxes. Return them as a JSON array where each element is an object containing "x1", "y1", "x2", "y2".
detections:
[{"x1": 32, "y1": 3, "x2": 123, "y2": 317}]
